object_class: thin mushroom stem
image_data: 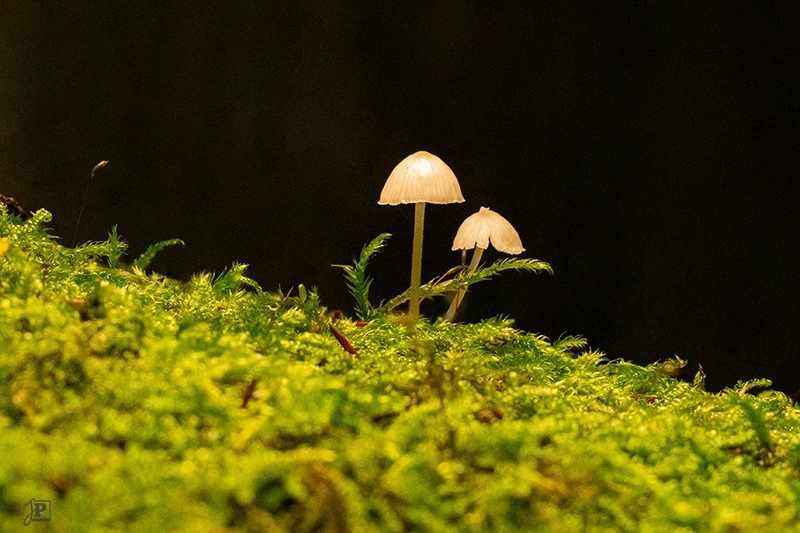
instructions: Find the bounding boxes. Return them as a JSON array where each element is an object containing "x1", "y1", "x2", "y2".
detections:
[
  {"x1": 408, "y1": 202, "x2": 426, "y2": 329},
  {"x1": 468, "y1": 246, "x2": 485, "y2": 270},
  {"x1": 445, "y1": 246, "x2": 485, "y2": 321}
]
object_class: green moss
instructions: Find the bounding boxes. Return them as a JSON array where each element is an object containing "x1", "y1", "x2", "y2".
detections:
[{"x1": 1, "y1": 207, "x2": 799, "y2": 531}]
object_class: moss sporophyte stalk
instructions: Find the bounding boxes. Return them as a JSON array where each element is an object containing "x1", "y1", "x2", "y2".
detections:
[{"x1": 2, "y1": 204, "x2": 800, "y2": 532}]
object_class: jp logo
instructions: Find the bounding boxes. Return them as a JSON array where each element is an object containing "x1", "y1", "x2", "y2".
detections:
[{"x1": 23, "y1": 499, "x2": 51, "y2": 526}]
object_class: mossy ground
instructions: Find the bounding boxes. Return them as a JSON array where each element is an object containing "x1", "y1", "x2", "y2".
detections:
[{"x1": 2, "y1": 208, "x2": 799, "y2": 532}]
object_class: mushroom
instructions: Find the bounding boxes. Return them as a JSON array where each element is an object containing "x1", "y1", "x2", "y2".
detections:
[
  {"x1": 379, "y1": 151, "x2": 465, "y2": 326},
  {"x1": 445, "y1": 206, "x2": 524, "y2": 321}
]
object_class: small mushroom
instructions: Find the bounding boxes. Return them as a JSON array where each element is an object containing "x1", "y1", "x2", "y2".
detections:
[
  {"x1": 379, "y1": 151, "x2": 465, "y2": 327},
  {"x1": 446, "y1": 206, "x2": 524, "y2": 321}
]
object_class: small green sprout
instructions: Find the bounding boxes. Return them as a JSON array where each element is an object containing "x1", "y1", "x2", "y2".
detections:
[
  {"x1": 333, "y1": 233, "x2": 391, "y2": 321},
  {"x1": 377, "y1": 256, "x2": 552, "y2": 315},
  {"x1": 131, "y1": 238, "x2": 185, "y2": 270}
]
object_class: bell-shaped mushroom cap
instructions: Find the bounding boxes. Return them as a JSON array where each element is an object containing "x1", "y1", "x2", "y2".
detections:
[
  {"x1": 452, "y1": 206, "x2": 525, "y2": 254},
  {"x1": 379, "y1": 151, "x2": 465, "y2": 205}
]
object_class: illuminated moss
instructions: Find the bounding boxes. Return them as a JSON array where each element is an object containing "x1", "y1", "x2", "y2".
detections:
[{"x1": 1, "y1": 206, "x2": 799, "y2": 531}]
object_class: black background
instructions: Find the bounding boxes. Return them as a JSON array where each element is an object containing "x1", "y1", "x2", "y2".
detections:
[{"x1": 2, "y1": 3, "x2": 798, "y2": 395}]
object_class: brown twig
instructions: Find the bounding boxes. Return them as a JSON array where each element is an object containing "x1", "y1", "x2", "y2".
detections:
[
  {"x1": 329, "y1": 324, "x2": 359, "y2": 357},
  {"x1": 241, "y1": 379, "x2": 258, "y2": 408}
]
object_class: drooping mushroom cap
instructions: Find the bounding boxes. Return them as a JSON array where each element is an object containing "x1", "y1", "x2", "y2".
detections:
[
  {"x1": 452, "y1": 206, "x2": 525, "y2": 254},
  {"x1": 378, "y1": 151, "x2": 465, "y2": 205}
]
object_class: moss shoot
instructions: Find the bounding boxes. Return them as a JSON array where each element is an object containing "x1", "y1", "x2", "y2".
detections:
[{"x1": 1, "y1": 207, "x2": 799, "y2": 532}]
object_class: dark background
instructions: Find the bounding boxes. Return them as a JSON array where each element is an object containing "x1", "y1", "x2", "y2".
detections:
[{"x1": 2, "y1": 3, "x2": 798, "y2": 395}]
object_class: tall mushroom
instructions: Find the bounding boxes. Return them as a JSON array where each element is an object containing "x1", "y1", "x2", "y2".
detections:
[
  {"x1": 446, "y1": 206, "x2": 524, "y2": 321},
  {"x1": 379, "y1": 151, "x2": 465, "y2": 327}
]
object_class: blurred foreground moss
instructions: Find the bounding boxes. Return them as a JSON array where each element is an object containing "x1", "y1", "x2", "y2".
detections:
[{"x1": 2, "y1": 207, "x2": 800, "y2": 532}]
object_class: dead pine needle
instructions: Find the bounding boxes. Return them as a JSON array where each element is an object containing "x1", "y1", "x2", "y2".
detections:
[{"x1": 329, "y1": 324, "x2": 359, "y2": 357}]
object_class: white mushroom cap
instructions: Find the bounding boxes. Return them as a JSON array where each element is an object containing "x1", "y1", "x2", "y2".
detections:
[
  {"x1": 378, "y1": 151, "x2": 465, "y2": 205},
  {"x1": 452, "y1": 206, "x2": 525, "y2": 254}
]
